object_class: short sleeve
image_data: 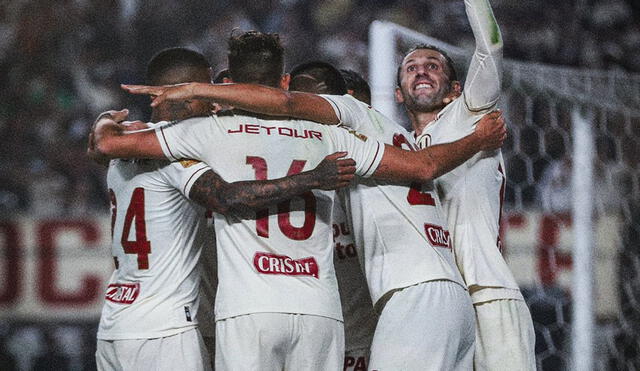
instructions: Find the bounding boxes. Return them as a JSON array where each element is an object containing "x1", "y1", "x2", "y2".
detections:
[
  {"x1": 328, "y1": 125, "x2": 385, "y2": 178},
  {"x1": 321, "y1": 94, "x2": 395, "y2": 136},
  {"x1": 160, "y1": 160, "x2": 212, "y2": 199},
  {"x1": 154, "y1": 116, "x2": 215, "y2": 162}
]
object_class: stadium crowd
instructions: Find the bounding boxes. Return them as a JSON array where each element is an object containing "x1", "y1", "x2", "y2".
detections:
[{"x1": 1, "y1": 0, "x2": 639, "y2": 217}]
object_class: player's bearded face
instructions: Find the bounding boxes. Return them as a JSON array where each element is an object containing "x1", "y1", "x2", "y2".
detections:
[{"x1": 399, "y1": 49, "x2": 453, "y2": 112}]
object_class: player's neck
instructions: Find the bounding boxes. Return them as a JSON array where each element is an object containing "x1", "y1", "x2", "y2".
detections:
[{"x1": 408, "y1": 109, "x2": 440, "y2": 136}]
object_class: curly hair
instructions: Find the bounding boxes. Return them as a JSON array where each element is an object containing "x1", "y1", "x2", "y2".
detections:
[{"x1": 227, "y1": 31, "x2": 284, "y2": 87}]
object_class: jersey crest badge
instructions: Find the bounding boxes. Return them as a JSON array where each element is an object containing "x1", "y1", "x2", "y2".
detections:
[
  {"x1": 179, "y1": 159, "x2": 200, "y2": 168},
  {"x1": 338, "y1": 124, "x2": 368, "y2": 142}
]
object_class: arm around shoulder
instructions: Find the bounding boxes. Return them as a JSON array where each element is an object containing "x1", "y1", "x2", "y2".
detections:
[
  {"x1": 91, "y1": 109, "x2": 166, "y2": 159},
  {"x1": 372, "y1": 111, "x2": 506, "y2": 182}
]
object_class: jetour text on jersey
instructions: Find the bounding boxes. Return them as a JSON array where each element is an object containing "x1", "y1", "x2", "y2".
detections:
[{"x1": 228, "y1": 123, "x2": 323, "y2": 141}]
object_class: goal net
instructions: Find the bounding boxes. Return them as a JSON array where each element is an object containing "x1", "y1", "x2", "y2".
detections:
[{"x1": 369, "y1": 20, "x2": 640, "y2": 371}]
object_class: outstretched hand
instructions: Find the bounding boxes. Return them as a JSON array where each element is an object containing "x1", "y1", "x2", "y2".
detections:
[
  {"x1": 122, "y1": 83, "x2": 200, "y2": 108},
  {"x1": 474, "y1": 110, "x2": 507, "y2": 151},
  {"x1": 312, "y1": 152, "x2": 356, "y2": 190}
]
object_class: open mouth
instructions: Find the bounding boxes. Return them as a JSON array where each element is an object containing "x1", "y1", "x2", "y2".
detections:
[{"x1": 414, "y1": 81, "x2": 434, "y2": 91}]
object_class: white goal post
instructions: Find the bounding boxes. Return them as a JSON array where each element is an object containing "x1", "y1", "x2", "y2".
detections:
[{"x1": 368, "y1": 20, "x2": 596, "y2": 370}]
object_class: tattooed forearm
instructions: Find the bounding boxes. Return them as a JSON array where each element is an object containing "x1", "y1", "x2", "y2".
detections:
[
  {"x1": 189, "y1": 169, "x2": 319, "y2": 216},
  {"x1": 188, "y1": 152, "x2": 355, "y2": 216}
]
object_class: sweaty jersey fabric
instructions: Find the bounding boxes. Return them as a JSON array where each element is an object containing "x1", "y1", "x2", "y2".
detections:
[
  {"x1": 155, "y1": 113, "x2": 384, "y2": 322},
  {"x1": 322, "y1": 94, "x2": 465, "y2": 308},
  {"x1": 413, "y1": 0, "x2": 522, "y2": 303},
  {"x1": 98, "y1": 158, "x2": 212, "y2": 340}
]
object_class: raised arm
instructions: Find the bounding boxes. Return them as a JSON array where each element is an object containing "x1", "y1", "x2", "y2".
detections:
[
  {"x1": 374, "y1": 110, "x2": 506, "y2": 181},
  {"x1": 189, "y1": 152, "x2": 355, "y2": 216},
  {"x1": 463, "y1": 0, "x2": 503, "y2": 111},
  {"x1": 91, "y1": 109, "x2": 166, "y2": 159},
  {"x1": 122, "y1": 83, "x2": 340, "y2": 124}
]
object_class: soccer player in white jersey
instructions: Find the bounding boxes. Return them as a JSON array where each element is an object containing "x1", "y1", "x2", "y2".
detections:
[
  {"x1": 121, "y1": 56, "x2": 506, "y2": 369},
  {"x1": 289, "y1": 63, "x2": 378, "y2": 370},
  {"x1": 92, "y1": 47, "x2": 357, "y2": 371},
  {"x1": 99, "y1": 31, "x2": 505, "y2": 369},
  {"x1": 92, "y1": 48, "x2": 216, "y2": 371},
  {"x1": 395, "y1": 0, "x2": 536, "y2": 369}
]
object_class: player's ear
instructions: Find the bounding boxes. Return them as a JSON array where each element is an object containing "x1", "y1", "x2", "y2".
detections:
[
  {"x1": 280, "y1": 74, "x2": 291, "y2": 91},
  {"x1": 395, "y1": 87, "x2": 404, "y2": 104},
  {"x1": 222, "y1": 77, "x2": 233, "y2": 84}
]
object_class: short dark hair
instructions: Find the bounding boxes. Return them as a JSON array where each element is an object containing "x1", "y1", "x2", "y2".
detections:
[
  {"x1": 289, "y1": 61, "x2": 347, "y2": 95},
  {"x1": 227, "y1": 31, "x2": 284, "y2": 87},
  {"x1": 396, "y1": 44, "x2": 458, "y2": 86},
  {"x1": 340, "y1": 69, "x2": 371, "y2": 104},
  {"x1": 146, "y1": 47, "x2": 211, "y2": 85}
]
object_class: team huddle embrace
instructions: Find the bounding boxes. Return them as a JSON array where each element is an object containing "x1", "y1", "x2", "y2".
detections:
[{"x1": 88, "y1": 0, "x2": 535, "y2": 370}]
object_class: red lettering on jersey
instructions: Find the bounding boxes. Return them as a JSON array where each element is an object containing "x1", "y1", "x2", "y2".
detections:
[
  {"x1": 253, "y1": 252, "x2": 319, "y2": 279},
  {"x1": 121, "y1": 188, "x2": 151, "y2": 269},
  {"x1": 105, "y1": 283, "x2": 140, "y2": 304},
  {"x1": 310, "y1": 131, "x2": 322, "y2": 140},
  {"x1": 335, "y1": 242, "x2": 357, "y2": 260},
  {"x1": 293, "y1": 129, "x2": 308, "y2": 138},
  {"x1": 227, "y1": 124, "x2": 323, "y2": 141},
  {"x1": 391, "y1": 134, "x2": 436, "y2": 206},
  {"x1": 424, "y1": 224, "x2": 451, "y2": 248},
  {"x1": 245, "y1": 124, "x2": 260, "y2": 134},
  {"x1": 227, "y1": 125, "x2": 243, "y2": 133},
  {"x1": 279, "y1": 127, "x2": 293, "y2": 136},
  {"x1": 407, "y1": 183, "x2": 436, "y2": 206},
  {"x1": 246, "y1": 156, "x2": 271, "y2": 237},
  {"x1": 344, "y1": 356, "x2": 367, "y2": 371},
  {"x1": 277, "y1": 160, "x2": 316, "y2": 240}
]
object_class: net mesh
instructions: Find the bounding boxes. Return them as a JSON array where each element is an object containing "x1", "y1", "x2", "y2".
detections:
[{"x1": 372, "y1": 22, "x2": 640, "y2": 371}]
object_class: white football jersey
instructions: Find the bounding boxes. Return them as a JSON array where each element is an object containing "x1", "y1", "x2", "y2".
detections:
[
  {"x1": 322, "y1": 94, "x2": 465, "y2": 307},
  {"x1": 415, "y1": 97, "x2": 522, "y2": 303},
  {"x1": 332, "y1": 197, "x2": 377, "y2": 352},
  {"x1": 156, "y1": 113, "x2": 385, "y2": 321},
  {"x1": 97, "y1": 158, "x2": 213, "y2": 340}
]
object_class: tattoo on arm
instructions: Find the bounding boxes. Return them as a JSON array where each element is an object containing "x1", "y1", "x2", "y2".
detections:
[{"x1": 189, "y1": 169, "x2": 319, "y2": 217}]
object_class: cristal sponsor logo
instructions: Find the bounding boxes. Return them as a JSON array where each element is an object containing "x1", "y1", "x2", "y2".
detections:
[
  {"x1": 424, "y1": 223, "x2": 451, "y2": 248},
  {"x1": 253, "y1": 252, "x2": 319, "y2": 279},
  {"x1": 105, "y1": 283, "x2": 140, "y2": 304}
]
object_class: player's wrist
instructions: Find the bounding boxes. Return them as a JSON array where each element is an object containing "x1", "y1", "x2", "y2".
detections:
[
  {"x1": 95, "y1": 111, "x2": 115, "y2": 124},
  {"x1": 193, "y1": 82, "x2": 213, "y2": 100}
]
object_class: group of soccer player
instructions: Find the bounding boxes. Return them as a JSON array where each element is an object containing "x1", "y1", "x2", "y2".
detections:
[{"x1": 87, "y1": 0, "x2": 536, "y2": 370}]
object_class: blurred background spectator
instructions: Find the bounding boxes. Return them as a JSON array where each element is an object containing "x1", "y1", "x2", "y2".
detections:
[{"x1": 1, "y1": 0, "x2": 639, "y2": 217}]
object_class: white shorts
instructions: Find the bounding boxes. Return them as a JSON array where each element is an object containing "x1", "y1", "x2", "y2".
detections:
[
  {"x1": 215, "y1": 313, "x2": 344, "y2": 371},
  {"x1": 95, "y1": 328, "x2": 212, "y2": 371},
  {"x1": 474, "y1": 298, "x2": 536, "y2": 371},
  {"x1": 369, "y1": 280, "x2": 475, "y2": 371},
  {"x1": 343, "y1": 346, "x2": 370, "y2": 371}
]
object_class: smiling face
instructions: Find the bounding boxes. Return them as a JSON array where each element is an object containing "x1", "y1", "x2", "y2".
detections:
[{"x1": 396, "y1": 48, "x2": 460, "y2": 113}]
